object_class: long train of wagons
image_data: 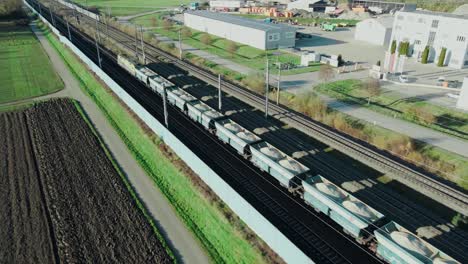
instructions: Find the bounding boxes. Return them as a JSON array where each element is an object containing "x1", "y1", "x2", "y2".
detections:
[{"x1": 118, "y1": 55, "x2": 460, "y2": 264}]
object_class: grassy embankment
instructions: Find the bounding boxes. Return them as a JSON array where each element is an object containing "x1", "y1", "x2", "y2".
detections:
[
  {"x1": 38, "y1": 21, "x2": 275, "y2": 264},
  {"x1": 71, "y1": 0, "x2": 192, "y2": 16},
  {"x1": 316, "y1": 79, "x2": 468, "y2": 140},
  {"x1": 271, "y1": 88, "x2": 468, "y2": 190},
  {"x1": 0, "y1": 22, "x2": 63, "y2": 104},
  {"x1": 131, "y1": 12, "x2": 321, "y2": 75}
]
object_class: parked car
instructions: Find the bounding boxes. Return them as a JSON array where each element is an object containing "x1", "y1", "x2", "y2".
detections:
[
  {"x1": 447, "y1": 80, "x2": 460, "y2": 88},
  {"x1": 399, "y1": 75, "x2": 409, "y2": 83}
]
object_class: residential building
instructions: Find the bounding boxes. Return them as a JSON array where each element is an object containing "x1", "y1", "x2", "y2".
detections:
[
  {"x1": 184, "y1": 11, "x2": 296, "y2": 50},
  {"x1": 390, "y1": 10, "x2": 468, "y2": 69},
  {"x1": 209, "y1": 0, "x2": 245, "y2": 11},
  {"x1": 287, "y1": 0, "x2": 330, "y2": 13},
  {"x1": 354, "y1": 16, "x2": 394, "y2": 46}
]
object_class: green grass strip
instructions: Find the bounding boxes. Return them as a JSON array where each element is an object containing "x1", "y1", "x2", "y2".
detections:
[{"x1": 38, "y1": 21, "x2": 268, "y2": 264}]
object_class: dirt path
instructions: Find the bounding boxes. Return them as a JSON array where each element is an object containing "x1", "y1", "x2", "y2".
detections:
[{"x1": 30, "y1": 22, "x2": 210, "y2": 264}]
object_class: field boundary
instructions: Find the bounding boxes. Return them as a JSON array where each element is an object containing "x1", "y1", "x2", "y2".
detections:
[{"x1": 28, "y1": 3, "x2": 311, "y2": 263}]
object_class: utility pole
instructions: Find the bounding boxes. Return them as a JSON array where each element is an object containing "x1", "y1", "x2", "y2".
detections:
[
  {"x1": 276, "y1": 62, "x2": 281, "y2": 105},
  {"x1": 49, "y1": 5, "x2": 55, "y2": 27},
  {"x1": 95, "y1": 33, "x2": 102, "y2": 68},
  {"x1": 95, "y1": 19, "x2": 101, "y2": 44},
  {"x1": 218, "y1": 74, "x2": 222, "y2": 111},
  {"x1": 140, "y1": 26, "x2": 146, "y2": 64},
  {"x1": 134, "y1": 26, "x2": 138, "y2": 58},
  {"x1": 38, "y1": 3, "x2": 42, "y2": 15},
  {"x1": 66, "y1": 20, "x2": 71, "y2": 41},
  {"x1": 265, "y1": 58, "x2": 269, "y2": 118},
  {"x1": 163, "y1": 89, "x2": 169, "y2": 127},
  {"x1": 178, "y1": 28, "x2": 182, "y2": 60}
]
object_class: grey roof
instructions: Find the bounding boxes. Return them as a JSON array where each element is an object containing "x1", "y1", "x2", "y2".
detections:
[
  {"x1": 359, "y1": 16, "x2": 394, "y2": 28},
  {"x1": 399, "y1": 10, "x2": 468, "y2": 20},
  {"x1": 185, "y1": 10, "x2": 296, "y2": 32}
]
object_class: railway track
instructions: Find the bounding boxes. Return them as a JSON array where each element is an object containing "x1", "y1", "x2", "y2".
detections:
[
  {"x1": 48, "y1": 4, "x2": 468, "y2": 216},
  {"x1": 27, "y1": 1, "x2": 384, "y2": 262}
]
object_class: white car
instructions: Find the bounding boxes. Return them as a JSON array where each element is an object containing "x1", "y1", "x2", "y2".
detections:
[{"x1": 399, "y1": 75, "x2": 409, "y2": 83}]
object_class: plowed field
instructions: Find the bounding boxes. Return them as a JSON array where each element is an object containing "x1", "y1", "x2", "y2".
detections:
[{"x1": 0, "y1": 99, "x2": 173, "y2": 263}]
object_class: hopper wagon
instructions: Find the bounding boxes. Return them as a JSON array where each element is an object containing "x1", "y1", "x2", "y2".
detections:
[
  {"x1": 117, "y1": 55, "x2": 138, "y2": 76},
  {"x1": 166, "y1": 87, "x2": 197, "y2": 111},
  {"x1": 135, "y1": 66, "x2": 157, "y2": 86},
  {"x1": 200, "y1": 109, "x2": 224, "y2": 130},
  {"x1": 149, "y1": 75, "x2": 175, "y2": 95},
  {"x1": 214, "y1": 119, "x2": 262, "y2": 157},
  {"x1": 186, "y1": 100, "x2": 214, "y2": 123},
  {"x1": 250, "y1": 141, "x2": 309, "y2": 190},
  {"x1": 302, "y1": 175, "x2": 385, "y2": 243},
  {"x1": 374, "y1": 221, "x2": 459, "y2": 264}
]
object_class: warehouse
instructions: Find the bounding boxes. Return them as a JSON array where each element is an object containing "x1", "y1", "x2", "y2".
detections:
[
  {"x1": 287, "y1": 0, "x2": 330, "y2": 12},
  {"x1": 354, "y1": 16, "x2": 394, "y2": 46},
  {"x1": 184, "y1": 11, "x2": 296, "y2": 50}
]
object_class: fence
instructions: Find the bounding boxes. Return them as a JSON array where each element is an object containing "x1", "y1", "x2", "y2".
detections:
[{"x1": 26, "y1": 1, "x2": 313, "y2": 263}]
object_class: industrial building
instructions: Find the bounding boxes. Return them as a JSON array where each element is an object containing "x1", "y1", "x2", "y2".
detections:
[
  {"x1": 287, "y1": 0, "x2": 331, "y2": 12},
  {"x1": 390, "y1": 10, "x2": 468, "y2": 69},
  {"x1": 184, "y1": 11, "x2": 296, "y2": 50},
  {"x1": 354, "y1": 16, "x2": 394, "y2": 46},
  {"x1": 209, "y1": 0, "x2": 245, "y2": 11}
]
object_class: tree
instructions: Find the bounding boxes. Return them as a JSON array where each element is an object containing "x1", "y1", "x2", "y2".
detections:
[
  {"x1": 226, "y1": 40, "x2": 238, "y2": 58},
  {"x1": 390, "y1": 40, "x2": 397, "y2": 54},
  {"x1": 364, "y1": 78, "x2": 381, "y2": 105},
  {"x1": 200, "y1": 33, "x2": 212, "y2": 45},
  {"x1": 162, "y1": 19, "x2": 173, "y2": 31},
  {"x1": 421, "y1": 46, "x2": 430, "y2": 64},
  {"x1": 437, "y1": 47, "x2": 447, "y2": 67},
  {"x1": 318, "y1": 63, "x2": 335, "y2": 82},
  {"x1": 150, "y1": 17, "x2": 158, "y2": 27},
  {"x1": 181, "y1": 27, "x2": 192, "y2": 38}
]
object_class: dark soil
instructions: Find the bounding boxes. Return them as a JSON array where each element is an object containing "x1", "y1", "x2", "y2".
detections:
[{"x1": 0, "y1": 99, "x2": 172, "y2": 263}]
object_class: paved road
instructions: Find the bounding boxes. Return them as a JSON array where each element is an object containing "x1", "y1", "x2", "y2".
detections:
[
  {"x1": 29, "y1": 22, "x2": 210, "y2": 264},
  {"x1": 321, "y1": 95, "x2": 468, "y2": 158}
]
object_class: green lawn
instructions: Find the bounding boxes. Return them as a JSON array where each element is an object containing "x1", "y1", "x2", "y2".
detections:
[
  {"x1": 315, "y1": 80, "x2": 468, "y2": 140},
  {"x1": 132, "y1": 12, "x2": 320, "y2": 75},
  {"x1": 39, "y1": 21, "x2": 269, "y2": 264},
  {"x1": 0, "y1": 23, "x2": 63, "y2": 104},
  {"x1": 71, "y1": 0, "x2": 193, "y2": 16}
]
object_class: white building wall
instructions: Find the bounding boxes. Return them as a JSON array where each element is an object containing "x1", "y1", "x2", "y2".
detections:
[
  {"x1": 209, "y1": 0, "x2": 244, "y2": 9},
  {"x1": 457, "y1": 77, "x2": 468, "y2": 110},
  {"x1": 184, "y1": 12, "x2": 266, "y2": 49},
  {"x1": 355, "y1": 20, "x2": 391, "y2": 46},
  {"x1": 390, "y1": 11, "x2": 468, "y2": 69},
  {"x1": 287, "y1": 0, "x2": 315, "y2": 12}
]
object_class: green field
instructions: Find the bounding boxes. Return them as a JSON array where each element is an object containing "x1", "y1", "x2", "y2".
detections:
[
  {"x1": 71, "y1": 0, "x2": 193, "y2": 16},
  {"x1": 315, "y1": 80, "x2": 468, "y2": 140},
  {"x1": 132, "y1": 12, "x2": 320, "y2": 75},
  {"x1": 0, "y1": 23, "x2": 63, "y2": 104},
  {"x1": 39, "y1": 21, "x2": 271, "y2": 264}
]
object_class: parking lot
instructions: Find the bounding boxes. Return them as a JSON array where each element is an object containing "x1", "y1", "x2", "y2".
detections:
[{"x1": 293, "y1": 26, "x2": 386, "y2": 66}]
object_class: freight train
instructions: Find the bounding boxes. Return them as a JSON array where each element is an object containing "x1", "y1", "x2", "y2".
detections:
[{"x1": 118, "y1": 55, "x2": 460, "y2": 264}]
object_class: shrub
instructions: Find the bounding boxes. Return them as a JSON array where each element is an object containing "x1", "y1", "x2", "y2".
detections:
[
  {"x1": 200, "y1": 33, "x2": 212, "y2": 45},
  {"x1": 421, "y1": 46, "x2": 430, "y2": 64},
  {"x1": 242, "y1": 74, "x2": 265, "y2": 94},
  {"x1": 390, "y1": 40, "x2": 397, "y2": 54},
  {"x1": 181, "y1": 27, "x2": 192, "y2": 38},
  {"x1": 437, "y1": 47, "x2": 447, "y2": 67},
  {"x1": 226, "y1": 40, "x2": 238, "y2": 58},
  {"x1": 162, "y1": 19, "x2": 173, "y2": 31}
]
